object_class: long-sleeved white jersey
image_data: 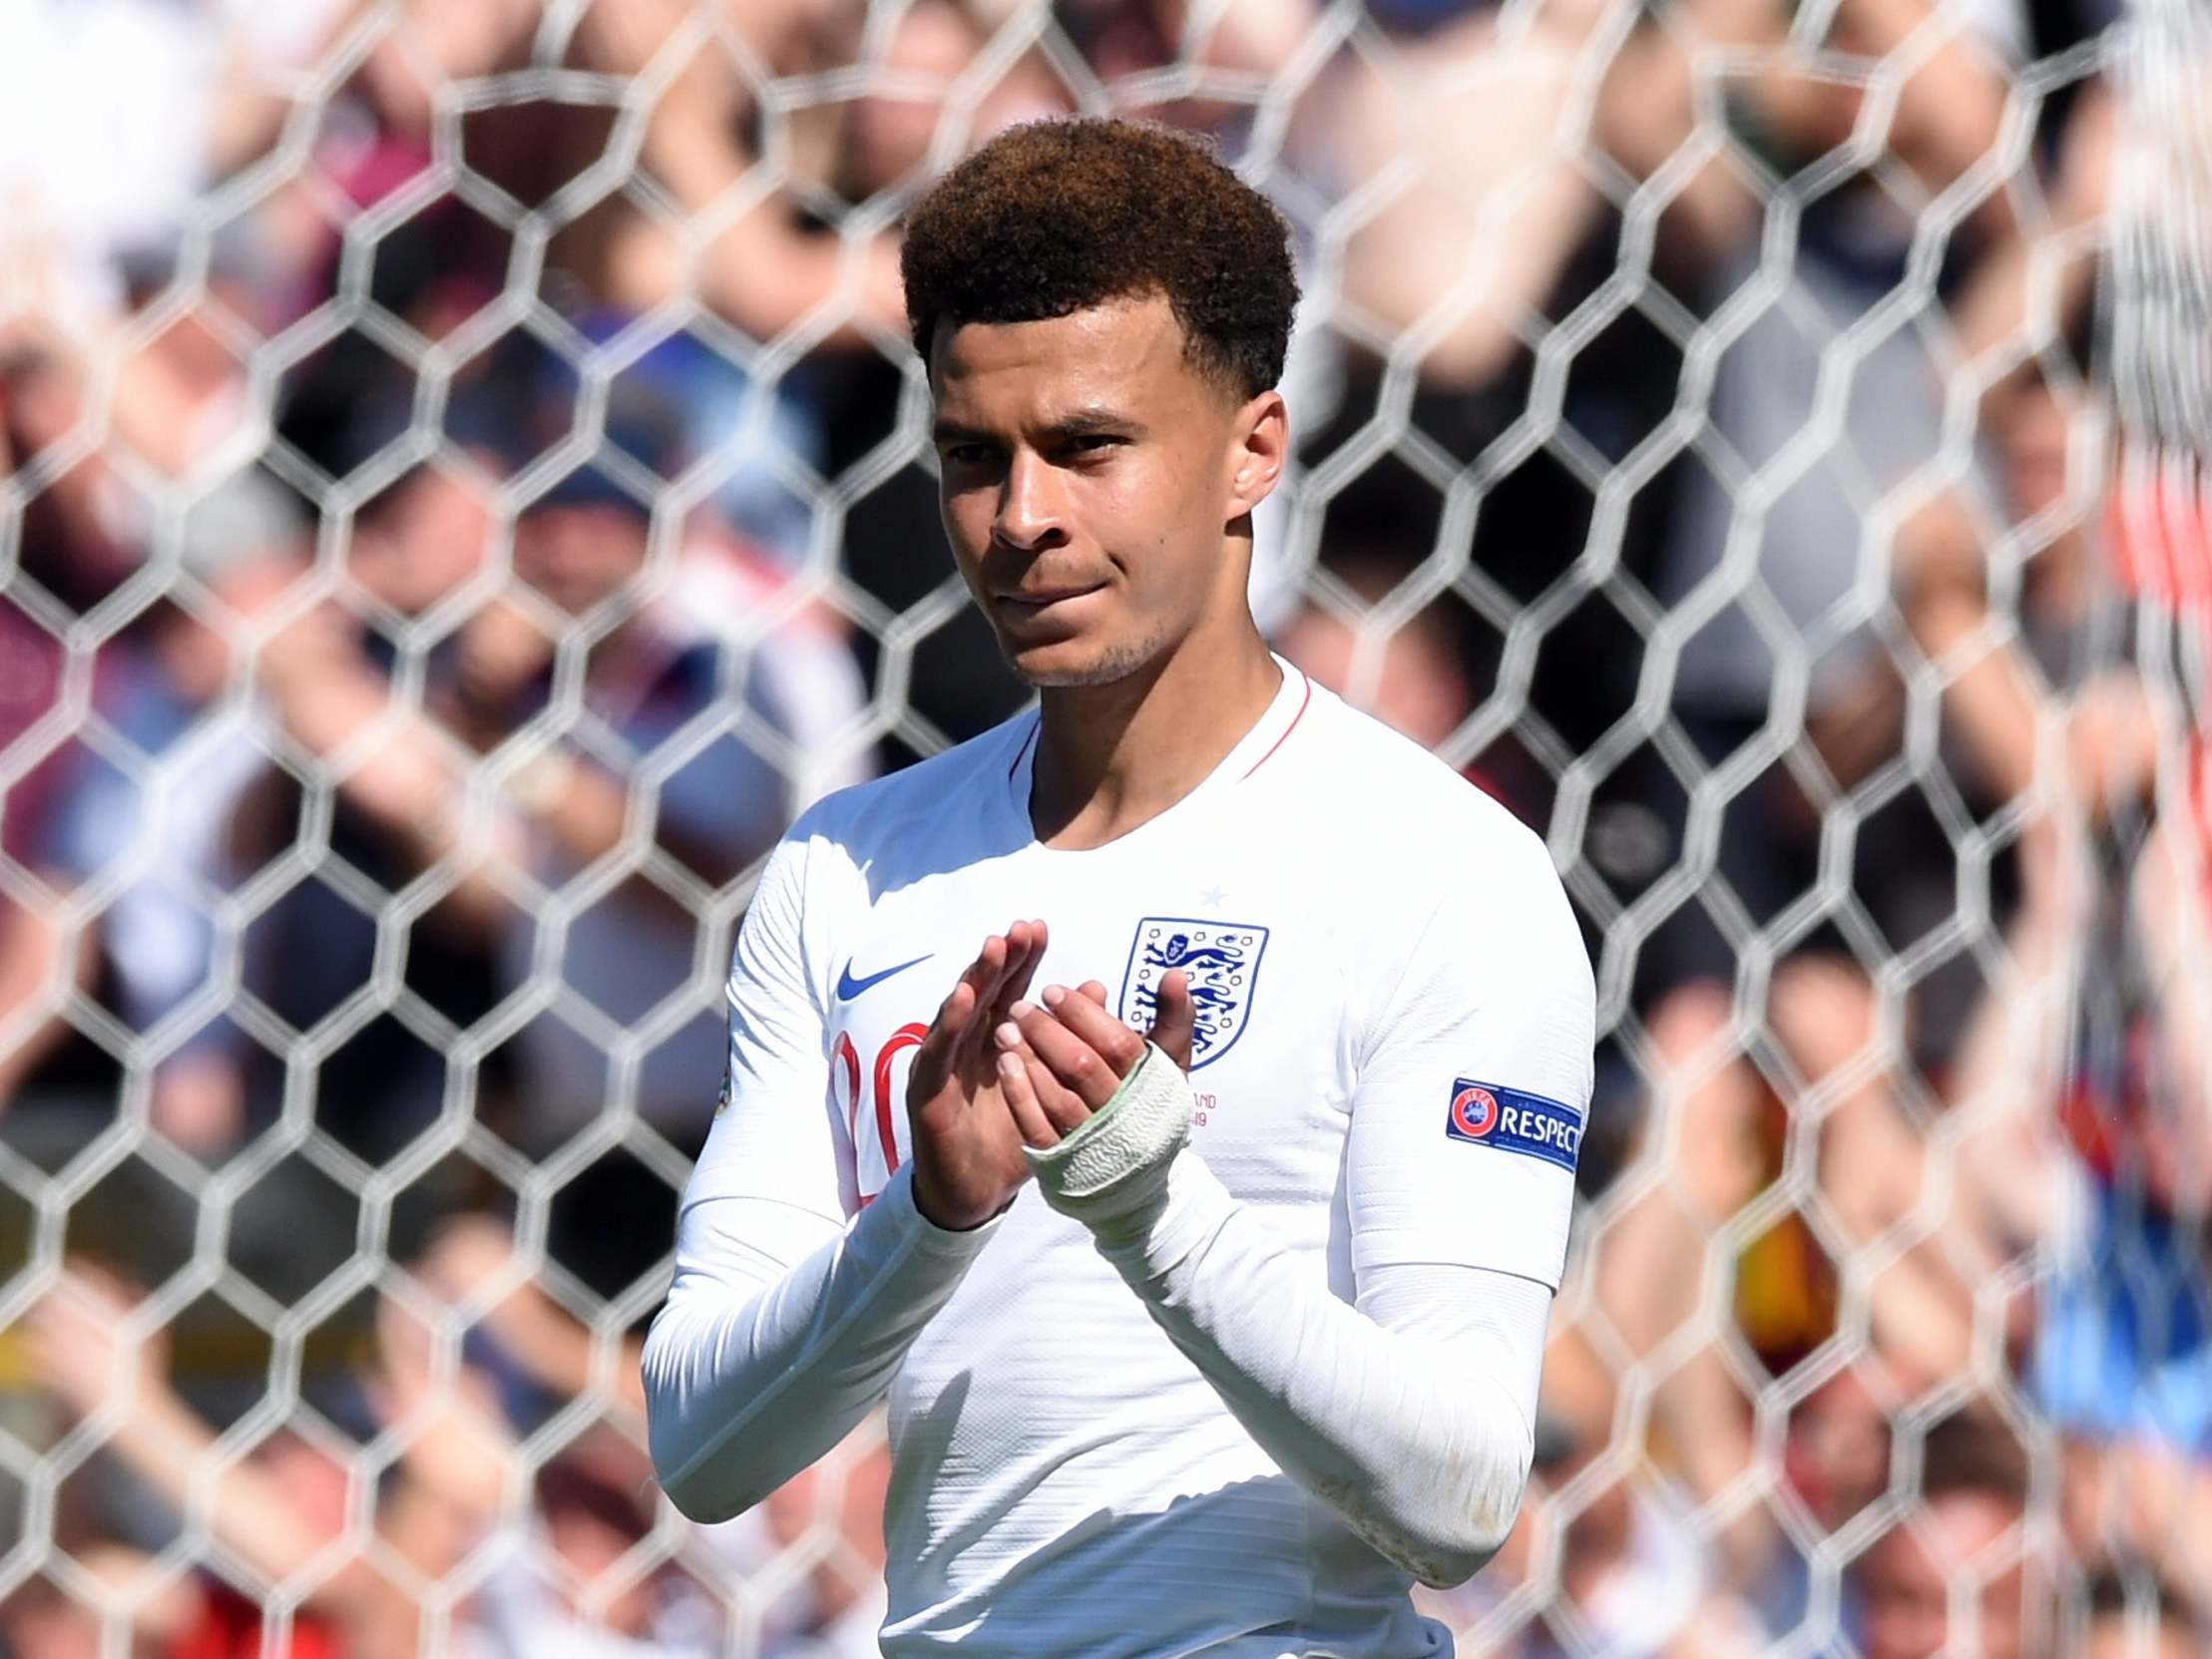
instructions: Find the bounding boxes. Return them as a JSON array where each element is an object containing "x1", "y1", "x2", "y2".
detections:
[{"x1": 644, "y1": 661, "x2": 1596, "y2": 1657}]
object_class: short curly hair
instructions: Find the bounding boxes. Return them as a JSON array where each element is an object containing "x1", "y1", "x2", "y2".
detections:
[{"x1": 901, "y1": 118, "x2": 1298, "y2": 400}]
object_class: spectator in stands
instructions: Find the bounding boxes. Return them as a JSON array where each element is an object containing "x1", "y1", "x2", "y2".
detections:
[
  {"x1": 0, "y1": 1546, "x2": 201, "y2": 1659},
  {"x1": 1418, "y1": 1324, "x2": 1766, "y2": 1657},
  {"x1": 1855, "y1": 1412, "x2": 2048, "y2": 1659},
  {"x1": 1755, "y1": 1360, "x2": 1907, "y2": 1643},
  {"x1": 0, "y1": 235, "x2": 299, "y2": 1127},
  {"x1": 0, "y1": 0, "x2": 352, "y2": 315},
  {"x1": 1579, "y1": 957, "x2": 1975, "y2": 1597},
  {"x1": 23, "y1": 1260, "x2": 479, "y2": 1659},
  {"x1": 2080, "y1": 1572, "x2": 2199, "y2": 1659},
  {"x1": 465, "y1": 403, "x2": 868, "y2": 1307},
  {"x1": 1273, "y1": 551, "x2": 1481, "y2": 761},
  {"x1": 26, "y1": 567, "x2": 281, "y2": 1164},
  {"x1": 1882, "y1": 351, "x2": 2212, "y2": 1615},
  {"x1": 204, "y1": 347, "x2": 863, "y2": 1302},
  {"x1": 1623, "y1": 0, "x2": 2030, "y2": 1015},
  {"x1": 217, "y1": 537, "x2": 506, "y2": 1193},
  {"x1": 413, "y1": 1212, "x2": 889, "y2": 1658},
  {"x1": 23, "y1": 1256, "x2": 732, "y2": 1659},
  {"x1": 1284, "y1": 0, "x2": 1688, "y2": 835}
]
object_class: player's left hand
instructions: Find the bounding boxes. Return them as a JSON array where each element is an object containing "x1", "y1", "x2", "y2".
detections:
[{"x1": 993, "y1": 972, "x2": 1194, "y2": 1147}]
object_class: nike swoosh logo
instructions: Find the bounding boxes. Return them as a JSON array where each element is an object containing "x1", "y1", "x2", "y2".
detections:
[{"x1": 836, "y1": 954, "x2": 933, "y2": 1002}]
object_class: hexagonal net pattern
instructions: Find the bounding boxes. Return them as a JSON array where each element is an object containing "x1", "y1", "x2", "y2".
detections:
[{"x1": 0, "y1": 0, "x2": 2199, "y2": 1653}]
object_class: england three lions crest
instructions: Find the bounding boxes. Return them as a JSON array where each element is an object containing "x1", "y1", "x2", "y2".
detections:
[{"x1": 1119, "y1": 919, "x2": 1269, "y2": 1069}]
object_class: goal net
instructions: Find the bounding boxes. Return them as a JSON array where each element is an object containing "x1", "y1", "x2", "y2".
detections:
[{"x1": 0, "y1": 0, "x2": 2197, "y2": 1652}]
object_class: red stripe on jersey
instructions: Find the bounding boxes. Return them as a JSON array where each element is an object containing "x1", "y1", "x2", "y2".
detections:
[
  {"x1": 872, "y1": 1024, "x2": 929, "y2": 1176},
  {"x1": 1240, "y1": 671, "x2": 1312, "y2": 780},
  {"x1": 834, "y1": 1031, "x2": 862, "y2": 1151}
]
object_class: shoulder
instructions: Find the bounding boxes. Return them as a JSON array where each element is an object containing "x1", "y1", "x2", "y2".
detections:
[
  {"x1": 777, "y1": 711, "x2": 1034, "y2": 884},
  {"x1": 1288, "y1": 681, "x2": 1551, "y2": 873},
  {"x1": 1285, "y1": 686, "x2": 1587, "y2": 1017},
  {"x1": 732, "y1": 714, "x2": 1033, "y2": 1000}
]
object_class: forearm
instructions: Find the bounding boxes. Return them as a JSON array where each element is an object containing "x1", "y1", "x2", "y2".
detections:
[
  {"x1": 481, "y1": 1279, "x2": 647, "y2": 1416},
  {"x1": 1909, "y1": 590, "x2": 2044, "y2": 807},
  {"x1": 109, "y1": 1387, "x2": 341, "y2": 1591},
  {"x1": 266, "y1": 665, "x2": 460, "y2": 842},
  {"x1": 0, "y1": 894, "x2": 91, "y2": 1105},
  {"x1": 1024, "y1": 1040, "x2": 1548, "y2": 1588},
  {"x1": 642, "y1": 1163, "x2": 991, "y2": 1522},
  {"x1": 1091, "y1": 1152, "x2": 1543, "y2": 1584},
  {"x1": 263, "y1": 665, "x2": 536, "y2": 926},
  {"x1": 639, "y1": 87, "x2": 899, "y2": 344}
]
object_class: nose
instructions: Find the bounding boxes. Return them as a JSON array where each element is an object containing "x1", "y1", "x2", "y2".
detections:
[{"x1": 993, "y1": 449, "x2": 1068, "y2": 553}]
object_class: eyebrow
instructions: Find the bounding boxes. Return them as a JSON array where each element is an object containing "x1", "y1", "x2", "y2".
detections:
[
  {"x1": 931, "y1": 419, "x2": 994, "y2": 447},
  {"x1": 1043, "y1": 407, "x2": 1145, "y2": 442},
  {"x1": 931, "y1": 407, "x2": 1148, "y2": 447}
]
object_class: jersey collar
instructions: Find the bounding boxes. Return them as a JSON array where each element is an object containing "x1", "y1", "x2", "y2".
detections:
[{"x1": 1000, "y1": 653, "x2": 1313, "y2": 851}]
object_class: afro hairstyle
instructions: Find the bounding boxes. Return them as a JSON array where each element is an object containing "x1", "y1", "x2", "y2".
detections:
[{"x1": 901, "y1": 118, "x2": 1298, "y2": 400}]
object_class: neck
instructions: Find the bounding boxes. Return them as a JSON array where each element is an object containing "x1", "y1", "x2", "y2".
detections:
[{"x1": 1029, "y1": 612, "x2": 1282, "y2": 850}]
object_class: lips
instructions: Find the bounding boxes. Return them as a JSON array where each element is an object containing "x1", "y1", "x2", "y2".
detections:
[
  {"x1": 990, "y1": 583, "x2": 1106, "y2": 637},
  {"x1": 994, "y1": 584, "x2": 1105, "y2": 608}
]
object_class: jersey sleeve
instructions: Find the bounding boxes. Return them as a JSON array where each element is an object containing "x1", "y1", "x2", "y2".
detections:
[
  {"x1": 687, "y1": 819, "x2": 853, "y2": 1220},
  {"x1": 645, "y1": 813, "x2": 1000, "y2": 1522},
  {"x1": 1347, "y1": 812, "x2": 1595, "y2": 1290}
]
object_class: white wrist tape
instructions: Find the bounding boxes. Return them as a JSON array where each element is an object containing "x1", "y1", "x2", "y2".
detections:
[{"x1": 1024, "y1": 1042, "x2": 1194, "y2": 1230}]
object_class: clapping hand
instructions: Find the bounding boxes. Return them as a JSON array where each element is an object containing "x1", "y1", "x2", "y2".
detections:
[
  {"x1": 992, "y1": 974, "x2": 1196, "y2": 1148},
  {"x1": 905, "y1": 921, "x2": 1052, "y2": 1230}
]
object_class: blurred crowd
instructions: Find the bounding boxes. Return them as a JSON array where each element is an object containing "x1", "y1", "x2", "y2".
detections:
[{"x1": 1, "y1": 0, "x2": 2207, "y2": 1653}]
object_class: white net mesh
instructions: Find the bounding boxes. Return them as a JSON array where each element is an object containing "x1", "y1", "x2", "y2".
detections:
[{"x1": 0, "y1": 0, "x2": 2200, "y2": 1653}]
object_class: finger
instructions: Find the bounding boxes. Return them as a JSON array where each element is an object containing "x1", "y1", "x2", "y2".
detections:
[
  {"x1": 943, "y1": 934, "x2": 1007, "y2": 1018},
  {"x1": 969, "y1": 929, "x2": 1035, "y2": 1035},
  {"x1": 1024, "y1": 1052, "x2": 1091, "y2": 1136},
  {"x1": 1004, "y1": 1001, "x2": 1121, "y2": 1111},
  {"x1": 994, "y1": 1025, "x2": 1090, "y2": 1134},
  {"x1": 910, "y1": 975, "x2": 979, "y2": 1095},
  {"x1": 986, "y1": 919, "x2": 1051, "y2": 1023},
  {"x1": 1038, "y1": 984, "x2": 1146, "y2": 1077},
  {"x1": 1149, "y1": 970, "x2": 1196, "y2": 1072},
  {"x1": 957, "y1": 929, "x2": 1031, "y2": 1051},
  {"x1": 995, "y1": 1049, "x2": 1060, "y2": 1149},
  {"x1": 1077, "y1": 980, "x2": 1108, "y2": 1005}
]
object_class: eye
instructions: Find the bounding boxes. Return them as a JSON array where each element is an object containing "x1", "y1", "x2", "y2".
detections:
[{"x1": 942, "y1": 443, "x2": 997, "y2": 469}]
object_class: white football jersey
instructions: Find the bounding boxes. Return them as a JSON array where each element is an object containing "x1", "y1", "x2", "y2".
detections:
[{"x1": 666, "y1": 659, "x2": 1594, "y2": 1655}]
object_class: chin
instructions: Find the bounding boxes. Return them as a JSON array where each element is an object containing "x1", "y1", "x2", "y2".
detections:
[{"x1": 1002, "y1": 630, "x2": 1162, "y2": 689}]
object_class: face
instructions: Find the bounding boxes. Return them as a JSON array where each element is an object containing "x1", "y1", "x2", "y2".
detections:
[
  {"x1": 1276, "y1": 597, "x2": 1472, "y2": 750},
  {"x1": 1788, "y1": 1369, "x2": 1893, "y2": 1529},
  {"x1": 514, "y1": 502, "x2": 650, "y2": 617},
  {"x1": 930, "y1": 292, "x2": 1285, "y2": 687},
  {"x1": 1859, "y1": 1492, "x2": 2030, "y2": 1659},
  {"x1": 845, "y1": 1, "x2": 978, "y2": 197},
  {"x1": 256, "y1": 1433, "x2": 351, "y2": 1546},
  {"x1": 1995, "y1": 382, "x2": 2074, "y2": 525},
  {"x1": 2084, "y1": 1612, "x2": 2194, "y2": 1659},
  {"x1": 350, "y1": 468, "x2": 493, "y2": 616},
  {"x1": 547, "y1": 1506, "x2": 655, "y2": 1635}
]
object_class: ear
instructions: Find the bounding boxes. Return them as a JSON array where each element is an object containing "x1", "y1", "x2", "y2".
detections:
[{"x1": 1225, "y1": 390, "x2": 1289, "y2": 524}]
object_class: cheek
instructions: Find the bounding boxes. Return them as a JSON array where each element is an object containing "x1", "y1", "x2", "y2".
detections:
[
  {"x1": 940, "y1": 492, "x2": 991, "y2": 576},
  {"x1": 1094, "y1": 465, "x2": 1209, "y2": 584}
]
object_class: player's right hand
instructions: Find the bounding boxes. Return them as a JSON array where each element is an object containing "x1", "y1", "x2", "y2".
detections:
[{"x1": 905, "y1": 920, "x2": 1051, "y2": 1231}]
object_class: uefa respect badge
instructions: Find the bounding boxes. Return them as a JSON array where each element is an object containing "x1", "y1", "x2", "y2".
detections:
[{"x1": 1444, "y1": 1079, "x2": 1582, "y2": 1172}]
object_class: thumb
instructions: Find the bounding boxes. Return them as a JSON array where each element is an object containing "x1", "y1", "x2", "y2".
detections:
[{"x1": 1148, "y1": 971, "x2": 1195, "y2": 1072}]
